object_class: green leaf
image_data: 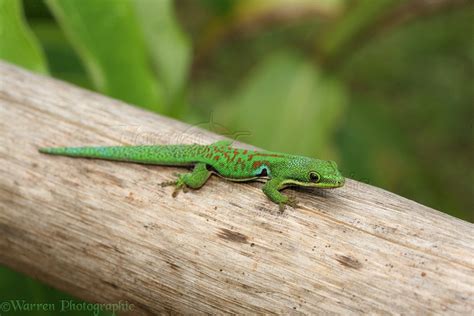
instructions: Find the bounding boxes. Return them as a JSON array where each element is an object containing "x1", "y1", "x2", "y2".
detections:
[
  {"x1": 0, "y1": 0, "x2": 48, "y2": 73},
  {"x1": 133, "y1": 0, "x2": 191, "y2": 116},
  {"x1": 45, "y1": 0, "x2": 163, "y2": 111},
  {"x1": 216, "y1": 51, "x2": 346, "y2": 159}
]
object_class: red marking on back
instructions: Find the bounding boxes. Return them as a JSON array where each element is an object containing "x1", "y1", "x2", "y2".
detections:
[
  {"x1": 233, "y1": 157, "x2": 247, "y2": 170},
  {"x1": 242, "y1": 150, "x2": 248, "y2": 155},
  {"x1": 252, "y1": 160, "x2": 270, "y2": 170},
  {"x1": 214, "y1": 155, "x2": 220, "y2": 161},
  {"x1": 247, "y1": 154, "x2": 254, "y2": 161},
  {"x1": 230, "y1": 150, "x2": 238, "y2": 162}
]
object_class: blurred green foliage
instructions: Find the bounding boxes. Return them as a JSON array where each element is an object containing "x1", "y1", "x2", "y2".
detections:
[
  {"x1": 134, "y1": 0, "x2": 191, "y2": 116},
  {"x1": 46, "y1": 0, "x2": 163, "y2": 110},
  {"x1": 1, "y1": 0, "x2": 472, "y2": 311},
  {"x1": 0, "y1": 265, "x2": 106, "y2": 315},
  {"x1": 0, "y1": 0, "x2": 47, "y2": 73},
  {"x1": 214, "y1": 51, "x2": 347, "y2": 158}
]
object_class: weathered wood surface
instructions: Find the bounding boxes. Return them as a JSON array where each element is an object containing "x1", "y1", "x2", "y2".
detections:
[{"x1": 0, "y1": 61, "x2": 473, "y2": 315}]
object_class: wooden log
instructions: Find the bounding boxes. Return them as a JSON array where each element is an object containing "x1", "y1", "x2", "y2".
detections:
[{"x1": 0, "y1": 61, "x2": 472, "y2": 314}]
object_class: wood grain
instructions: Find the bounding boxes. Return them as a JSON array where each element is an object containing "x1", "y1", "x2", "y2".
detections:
[{"x1": 0, "y1": 61, "x2": 473, "y2": 314}]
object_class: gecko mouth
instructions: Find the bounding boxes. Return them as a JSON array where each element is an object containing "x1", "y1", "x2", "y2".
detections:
[
  {"x1": 280, "y1": 178, "x2": 345, "y2": 189},
  {"x1": 326, "y1": 177, "x2": 345, "y2": 188},
  {"x1": 313, "y1": 180, "x2": 345, "y2": 188}
]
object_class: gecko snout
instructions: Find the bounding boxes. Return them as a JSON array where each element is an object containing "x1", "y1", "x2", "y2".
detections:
[{"x1": 336, "y1": 177, "x2": 345, "y2": 187}]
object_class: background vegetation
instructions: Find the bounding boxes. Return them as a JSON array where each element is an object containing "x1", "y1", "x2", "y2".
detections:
[{"x1": 1, "y1": 0, "x2": 472, "y2": 313}]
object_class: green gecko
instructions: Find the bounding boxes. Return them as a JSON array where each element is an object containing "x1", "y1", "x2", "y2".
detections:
[{"x1": 39, "y1": 140, "x2": 345, "y2": 211}]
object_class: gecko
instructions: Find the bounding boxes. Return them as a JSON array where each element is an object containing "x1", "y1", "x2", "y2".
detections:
[{"x1": 39, "y1": 140, "x2": 345, "y2": 211}]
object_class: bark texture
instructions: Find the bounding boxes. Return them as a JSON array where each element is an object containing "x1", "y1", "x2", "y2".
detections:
[{"x1": 0, "y1": 62, "x2": 473, "y2": 314}]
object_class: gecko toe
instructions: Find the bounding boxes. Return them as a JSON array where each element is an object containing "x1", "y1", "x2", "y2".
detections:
[
  {"x1": 160, "y1": 180, "x2": 176, "y2": 187},
  {"x1": 286, "y1": 195, "x2": 299, "y2": 209},
  {"x1": 171, "y1": 181, "x2": 186, "y2": 198},
  {"x1": 278, "y1": 203, "x2": 286, "y2": 213},
  {"x1": 288, "y1": 199, "x2": 298, "y2": 208}
]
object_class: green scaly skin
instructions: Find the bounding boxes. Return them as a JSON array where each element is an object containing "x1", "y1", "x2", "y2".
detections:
[{"x1": 39, "y1": 140, "x2": 345, "y2": 211}]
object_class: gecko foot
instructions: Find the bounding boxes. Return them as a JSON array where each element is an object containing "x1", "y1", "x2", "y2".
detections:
[
  {"x1": 279, "y1": 195, "x2": 298, "y2": 212},
  {"x1": 160, "y1": 179, "x2": 187, "y2": 197},
  {"x1": 160, "y1": 180, "x2": 176, "y2": 187},
  {"x1": 170, "y1": 184, "x2": 190, "y2": 197},
  {"x1": 287, "y1": 195, "x2": 298, "y2": 208},
  {"x1": 171, "y1": 182, "x2": 185, "y2": 198}
]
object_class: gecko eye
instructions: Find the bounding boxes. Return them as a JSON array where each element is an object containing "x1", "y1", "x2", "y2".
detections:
[{"x1": 309, "y1": 172, "x2": 320, "y2": 183}]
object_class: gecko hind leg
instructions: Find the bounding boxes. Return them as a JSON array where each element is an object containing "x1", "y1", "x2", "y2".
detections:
[{"x1": 160, "y1": 163, "x2": 212, "y2": 198}]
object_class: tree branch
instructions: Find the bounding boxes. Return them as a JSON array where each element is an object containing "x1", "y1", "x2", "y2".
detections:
[{"x1": 0, "y1": 62, "x2": 473, "y2": 314}]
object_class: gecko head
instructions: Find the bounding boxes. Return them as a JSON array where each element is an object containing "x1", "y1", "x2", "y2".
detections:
[{"x1": 279, "y1": 157, "x2": 345, "y2": 189}]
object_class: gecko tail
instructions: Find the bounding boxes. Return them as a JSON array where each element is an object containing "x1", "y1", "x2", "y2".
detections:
[
  {"x1": 39, "y1": 146, "x2": 106, "y2": 157},
  {"x1": 38, "y1": 146, "x2": 127, "y2": 162},
  {"x1": 38, "y1": 145, "x2": 198, "y2": 165},
  {"x1": 39, "y1": 147, "x2": 68, "y2": 155}
]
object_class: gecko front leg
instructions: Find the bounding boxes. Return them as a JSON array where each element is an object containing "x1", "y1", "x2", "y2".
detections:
[
  {"x1": 161, "y1": 163, "x2": 212, "y2": 197},
  {"x1": 262, "y1": 178, "x2": 298, "y2": 212}
]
